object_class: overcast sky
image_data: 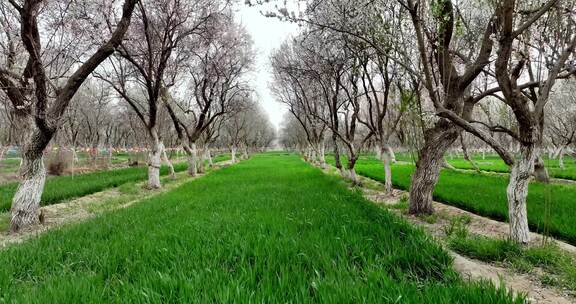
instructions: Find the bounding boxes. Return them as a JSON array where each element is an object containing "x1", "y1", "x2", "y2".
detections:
[{"x1": 235, "y1": 4, "x2": 300, "y2": 130}]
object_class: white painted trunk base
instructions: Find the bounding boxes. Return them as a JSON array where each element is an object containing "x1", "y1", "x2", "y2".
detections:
[
  {"x1": 148, "y1": 144, "x2": 162, "y2": 189},
  {"x1": 206, "y1": 149, "x2": 213, "y2": 167},
  {"x1": 11, "y1": 155, "x2": 46, "y2": 232},
  {"x1": 231, "y1": 147, "x2": 237, "y2": 163},
  {"x1": 318, "y1": 144, "x2": 326, "y2": 168},
  {"x1": 382, "y1": 150, "x2": 393, "y2": 193},
  {"x1": 506, "y1": 146, "x2": 534, "y2": 244},
  {"x1": 160, "y1": 142, "x2": 175, "y2": 178},
  {"x1": 188, "y1": 143, "x2": 198, "y2": 176},
  {"x1": 197, "y1": 147, "x2": 206, "y2": 174}
]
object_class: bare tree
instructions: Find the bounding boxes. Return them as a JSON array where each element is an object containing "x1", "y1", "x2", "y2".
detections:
[
  {"x1": 424, "y1": 0, "x2": 575, "y2": 242},
  {"x1": 546, "y1": 80, "x2": 576, "y2": 169},
  {"x1": 163, "y1": 18, "x2": 254, "y2": 176},
  {"x1": 96, "y1": 0, "x2": 222, "y2": 188},
  {"x1": 0, "y1": 0, "x2": 138, "y2": 232}
]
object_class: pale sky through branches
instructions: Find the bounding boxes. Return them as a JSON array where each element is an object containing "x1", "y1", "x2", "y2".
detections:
[{"x1": 235, "y1": 4, "x2": 300, "y2": 130}]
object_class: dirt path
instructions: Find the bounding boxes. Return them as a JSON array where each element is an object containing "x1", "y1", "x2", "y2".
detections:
[
  {"x1": 0, "y1": 160, "x2": 235, "y2": 249},
  {"x1": 362, "y1": 187, "x2": 576, "y2": 255},
  {"x1": 362, "y1": 186, "x2": 574, "y2": 304},
  {"x1": 319, "y1": 164, "x2": 575, "y2": 304}
]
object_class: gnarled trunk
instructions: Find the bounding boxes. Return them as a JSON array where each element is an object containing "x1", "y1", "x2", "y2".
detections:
[
  {"x1": 409, "y1": 121, "x2": 459, "y2": 215},
  {"x1": 332, "y1": 134, "x2": 343, "y2": 173},
  {"x1": 346, "y1": 149, "x2": 360, "y2": 185},
  {"x1": 347, "y1": 167, "x2": 359, "y2": 184},
  {"x1": 309, "y1": 146, "x2": 317, "y2": 164},
  {"x1": 197, "y1": 146, "x2": 206, "y2": 174},
  {"x1": 160, "y1": 142, "x2": 175, "y2": 179},
  {"x1": 11, "y1": 152, "x2": 46, "y2": 232},
  {"x1": 533, "y1": 156, "x2": 549, "y2": 183},
  {"x1": 507, "y1": 145, "x2": 535, "y2": 244},
  {"x1": 206, "y1": 149, "x2": 213, "y2": 167},
  {"x1": 187, "y1": 142, "x2": 198, "y2": 176}
]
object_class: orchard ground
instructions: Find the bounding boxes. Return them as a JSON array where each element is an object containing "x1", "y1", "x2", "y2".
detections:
[
  {"x1": 0, "y1": 153, "x2": 522, "y2": 303},
  {"x1": 4, "y1": 151, "x2": 576, "y2": 302}
]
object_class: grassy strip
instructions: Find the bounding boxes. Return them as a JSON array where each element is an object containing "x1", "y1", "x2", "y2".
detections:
[
  {"x1": 446, "y1": 157, "x2": 576, "y2": 181},
  {"x1": 0, "y1": 154, "x2": 232, "y2": 212},
  {"x1": 326, "y1": 155, "x2": 576, "y2": 246},
  {"x1": 0, "y1": 152, "x2": 520, "y2": 302},
  {"x1": 445, "y1": 217, "x2": 576, "y2": 292},
  {"x1": 0, "y1": 159, "x2": 20, "y2": 174},
  {"x1": 394, "y1": 152, "x2": 576, "y2": 180}
]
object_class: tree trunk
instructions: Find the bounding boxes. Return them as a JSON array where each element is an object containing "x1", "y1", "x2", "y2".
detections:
[
  {"x1": 507, "y1": 145, "x2": 535, "y2": 244},
  {"x1": 375, "y1": 145, "x2": 382, "y2": 160},
  {"x1": 346, "y1": 151, "x2": 360, "y2": 185},
  {"x1": 188, "y1": 142, "x2": 198, "y2": 176},
  {"x1": 147, "y1": 131, "x2": 162, "y2": 189},
  {"x1": 197, "y1": 146, "x2": 206, "y2": 174},
  {"x1": 231, "y1": 146, "x2": 237, "y2": 163},
  {"x1": 10, "y1": 152, "x2": 46, "y2": 232},
  {"x1": 386, "y1": 146, "x2": 396, "y2": 163},
  {"x1": 242, "y1": 145, "x2": 249, "y2": 159},
  {"x1": 381, "y1": 144, "x2": 393, "y2": 193},
  {"x1": 348, "y1": 167, "x2": 359, "y2": 184},
  {"x1": 309, "y1": 146, "x2": 317, "y2": 164},
  {"x1": 108, "y1": 146, "x2": 113, "y2": 167},
  {"x1": 332, "y1": 134, "x2": 343, "y2": 173},
  {"x1": 70, "y1": 146, "x2": 78, "y2": 178},
  {"x1": 160, "y1": 143, "x2": 175, "y2": 179},
  {"x1": 318, "y1": 143, "x2": 326, "y2": 168},
  {"x1": 558, "y1": 147, "x2": 565, "y2": 169},
  {"x1": 409, "y1": 121, "x2": 459, "y2": 215},
  {"x1": 206, "y1": 149, "x2": 214, "y2": 167},
  {"x1": 533, "y1": 156, "x2": 549, "y2": 183}
]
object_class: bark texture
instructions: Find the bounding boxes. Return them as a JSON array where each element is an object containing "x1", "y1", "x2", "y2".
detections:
[
  {"x1": 533, "y1": 157, "x2": 550, "y2": 183},
  {"x1": 10, "y1": 153, "x2": 45, "y2": 232},
  {"x1": 231, "y1": 146, "x2": 237, "y2": 163},
  {"x1": 206, "y1": 149, "x2": 213, "y2": 167},
  {"x1": 381, "y1": 144, "x2": 393, "y2": 193},
  {"x1": 409, "y1": 121, "x2": 459, "y2": 215},
  {"x1": 147, "y1": 132, "x2": 162, "y2": 189},
  {"x1": 507, "y1": 146, "x2": 535, "y2": 243},
  {"x1": 160, "y1": 142, "x2": 175, "y2": 179}
]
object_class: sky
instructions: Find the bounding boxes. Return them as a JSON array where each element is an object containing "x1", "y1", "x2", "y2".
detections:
[{"x1": 235, "y1": 4, "x2": 300, "y2": 131}]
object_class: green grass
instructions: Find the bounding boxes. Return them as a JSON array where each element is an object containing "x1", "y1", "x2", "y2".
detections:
[
  {"x1": 0, "y1": 158, "x2": 20, "y2": 173},
  {"x1": 0, "y1": 154, "x2": 231, "y2": 212},
  {"x1": 327, "y1": 155, "x2": 576, "y2": 246},
  {"x1": 449, "y1": 233, "x2": 576, "y2": 291},
  {"x1": 393, "y1": 152, "x2": 576, "y2": 180},
  {"x1": 446, "y1": 156, "x2": 576, "y2": 181},
  {"x1": 0, "y1": 153, "x2": 521, "y2": 302},
  {"x1": 449, "y1": 236, "x2": 522, "y2": 263}
]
